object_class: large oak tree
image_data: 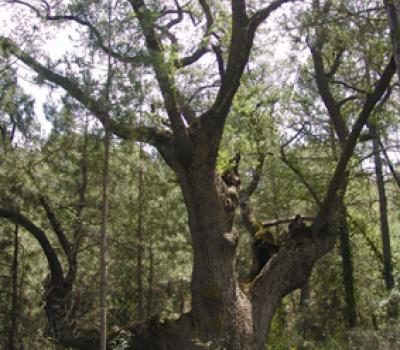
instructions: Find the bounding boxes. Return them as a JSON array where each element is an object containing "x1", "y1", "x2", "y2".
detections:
[{"x1": 0, "y1": 1, "x2": 395, "y2": 349}]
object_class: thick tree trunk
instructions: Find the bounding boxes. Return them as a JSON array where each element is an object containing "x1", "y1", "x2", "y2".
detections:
[{"x1": 180, "y1": 168, "x2": 253, "y2": 349}]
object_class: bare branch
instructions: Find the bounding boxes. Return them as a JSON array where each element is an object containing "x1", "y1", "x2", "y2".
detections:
[
  {"x1": 6, "y1": 0, "x2": 42, "y2": 16},
  {"x1": 330, "y1": 79, "x2": 368, "y2": 94},
  {"x1": 262, "y1": 215, "x2": 315, "y2": 228},
  {"x1": 172, "y1": 0, "x2": 214, "y2": 68},
  {"x1": 198, "y1": 0, "x2": 213, "y2": 30},
  {"x1": 174, "y1": 46, "x2": 210, "y2": 68},
  {"x1": 8, "y1": 1, "x2": 145, "y2": 64},
  {"x1": 249, "y1": 0, "x2": 297, "y2": 30},
  {"x1": 165, "y1": 0, "x2": 184, "y2": 28}
]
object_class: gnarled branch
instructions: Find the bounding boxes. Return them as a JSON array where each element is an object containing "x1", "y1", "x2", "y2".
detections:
[{"x1": 0, "y1": 208, "x2": 64, "y2": 285}]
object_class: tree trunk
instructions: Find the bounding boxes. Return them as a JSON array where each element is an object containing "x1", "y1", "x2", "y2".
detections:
[
  {"x1": 384, "y1": 0, "x2": 400, "y2": 80},
  {"x1": 338, "y1": 206, "x2": 357, "y2": 328},
  {"x1": 179, "y1": 166, "x2": 253, "y2": 349},
  {"x1": 7, "y1": 223, "x2": 19, "y2": 350},
  {"x1": 136, "y1": 133, "x2": 145, "y2": 322},
  {"x1": 368, "y1": 125, "x2": 395, "y2": 291},
  {"x1": 100, "y1": 5, "x2": 112, "y2": 346},
  {"x1": 368, "y1": 125, "x2": 397, "y2": 317},
  {"x1": 327, "y1": 122, "x2": 357, "y2": 328},
  {"x1": 99, "y1": 123, "x2": 110, "y2": 350},
  {"x1": 147, "y1": 243, "x2": 154, "y2": 318}
]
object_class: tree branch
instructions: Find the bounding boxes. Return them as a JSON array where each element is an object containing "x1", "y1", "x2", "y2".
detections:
[
  {"x1": 7, "y1": 1, "x2": 146, "y2": 64},
  {"x1": 0, "y1": 208, "x2": 64, "y2": 285},
  {"x1": 312, "y1": 57, "x2": 396, "y2": 233},
  {"x1": 212, "y1": 44, "x2": 225, "y2": 79},
  {"x1": 249, "y1": 0, "x2": 297, "y2": 29},
  {"x1": 238, "y1": 153, "x2": 265, "y2": 238},
  {"x1": 0, "y1": 36, "x2": 173, "y2": 147},
  {"x1": 245, "y1": 153, "x2": 265, "y2": 196},
  {"x1": 173, "y1": 0, "x2": 214, "y2": 68},
  {"x1": 128, "y1": 0, "x2": 193, "y2": 158},
  {"x1": 262, "y1": 215, "x2": 314, "y2": 228},
  {"x1": 211, "y1": 0, "x2": 293, "y2": 131},
  {"x1": 249, "y1": 57, "x2": 395, "y2": 341},
  {"x1": 280, "y1": 152, "x2": 322, "y2": 207},
  {"x1": 250, "y1": 227, "x2": 334, "y2": 349},
  {"x1": 39, "y1": 196, "x2": 72, "y2": 256},
  {"x1": 309, "y1": 43, "x2": 348, "y2": 144}
]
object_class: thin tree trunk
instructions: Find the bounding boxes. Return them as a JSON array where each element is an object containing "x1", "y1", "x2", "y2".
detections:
[
  {"x1": 328, "y1": 124, "x2": 357, "y2": 328},
  {"x1": 363, "y1": 35, "x2": 396, "y2": 313},
  {"x1": 147, "y1": 243, "x2": 154, "y2": 318},
  {"x1": 379, "y1": 137, "x2": 400, "y2": 189},
  {"x1": 136, "y1": 73, "x2": 145, "y2": 321},
  {"x1": 100, "y1": 2, "x2": 112, "y2": 347},
  {"x1": 7, "y1": 223, "x2": 18, "y2": 350},
  {"x1": 370, "y1": 128, "x2": 395, "y2": 291},
  {"x1": 338, "y1": 206, "x2": 357, "y2": 328},
  {"x1": 100, "y1": 124, "x2": 110, "y2": 349}
]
